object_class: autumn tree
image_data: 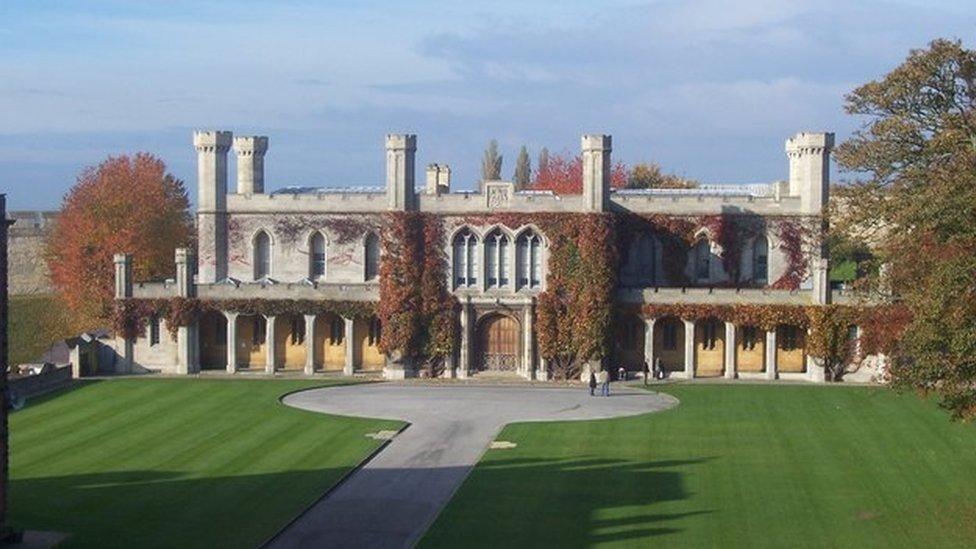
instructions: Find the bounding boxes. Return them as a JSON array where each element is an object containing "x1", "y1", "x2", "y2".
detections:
[
  {"x1": 529, "y1": 152, "x2": 628, "y2": 194},
  {"x1": 46, "y1": 154, "x2": 193, "y2": 326},
  {"x1": 481, "y1": 139, "x2": 503, "y2": 181},
  {"x1": 833, "y1": 39, "x2": 976, "y2": 418},
  {"x1": 513, "y1": 145, "x2": 531, "y2": 189},
  {"x1": 627, "y1": 162, "x2": 698, "y2": 189}
]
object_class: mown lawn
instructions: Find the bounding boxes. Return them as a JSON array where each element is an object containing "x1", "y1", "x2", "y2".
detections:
[
  {"x1": 9, "y1": 378, "x2": 402, "y2": 548},
  {"x1": 8, "y1": 294, "x2": 75, "y2": 366},
  {"x1": 423, "y1": 385, "x2": 976, "y2": 548}
]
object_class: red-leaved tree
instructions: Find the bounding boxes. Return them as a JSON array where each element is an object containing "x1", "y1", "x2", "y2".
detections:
[
  {"x1": 529, "y1": 153, "x2": 628, "y2": 194},
  {"x1": 46, "y1": 154, "x2": 193, "y2": 326}
]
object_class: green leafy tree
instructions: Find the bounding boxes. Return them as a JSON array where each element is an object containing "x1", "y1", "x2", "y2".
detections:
[
  {"x1": 833, "y1": 38, "x2": 976, "y2": 419},
  {"x1": 513, "y1": 145, "x2": 531, "y2": 189},
  {"x1": 481, "y1": 139, "x2": 503, "y2": 181},
  {"x1": 537, "y1": 147, "x2": 550, "y2": 177}
]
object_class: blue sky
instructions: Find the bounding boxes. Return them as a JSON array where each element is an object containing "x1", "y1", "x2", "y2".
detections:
[{"x1": 1, "y1": 0, "x2": 974, "y2": 210}]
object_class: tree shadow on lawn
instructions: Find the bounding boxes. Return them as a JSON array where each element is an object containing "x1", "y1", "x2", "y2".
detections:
[
  {"x1": 424, "y1": 455, "x2": 714, "y2": 547},
  {"x1": 9, "y1": 468, "x2": 361, "y2": 548}
]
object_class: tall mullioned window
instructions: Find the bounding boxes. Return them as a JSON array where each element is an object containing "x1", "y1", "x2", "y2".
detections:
[
  {"x1": 254, "y1": 230, "x2": 271, "y2": 280},
  {"x1": 364, "y1": 233, "x2": 380, "y2": 281},
  {"x1": 694, "y1": 239, "x2": 710, "y2": 282},
  {"x1": 310, "y1": 232, "x2": 326, "y2": 279},
  {"x1": 485, "y1": 229, "x2": 510, "y2": 289},
  {"x1": 452, "y1": 228, "x2": 479, "y2": 288},
  {"x1": 516, "y1": 230, "x2": 543, "y2": 290},
  {"x1": 622, "y1": 234, "x2": 657, "y2": 287},
  {"x1": 753, "y1": 235, "x2": 769, "y2": 284}
]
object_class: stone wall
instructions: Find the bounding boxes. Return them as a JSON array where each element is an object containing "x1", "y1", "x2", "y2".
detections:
[
  {"x1": 10, "y1": 365, "x2": 72, "y2": 399},
  {"x1": 7, "y1": 211, "x2": 56, "y2": 295}
]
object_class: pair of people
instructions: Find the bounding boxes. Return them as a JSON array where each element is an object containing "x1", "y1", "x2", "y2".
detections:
[{"x1": 588, "y1": 369, "x2": 612, "y2": 397}]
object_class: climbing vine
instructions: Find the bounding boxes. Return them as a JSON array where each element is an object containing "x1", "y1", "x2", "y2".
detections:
[
  {"x1": 112, "y1": 297, "x2": 375, "y2": 340},
  {"x1": 420, "y1": 215, "x2": 459, "y2": 375},
  {"x1": 377, "y1": 212, "x2": 424, "y2": 361}
]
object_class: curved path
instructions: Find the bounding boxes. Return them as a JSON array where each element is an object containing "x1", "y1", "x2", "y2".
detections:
[{"x1": 269, "y1": 384, "x2": 677, "y2": 548}]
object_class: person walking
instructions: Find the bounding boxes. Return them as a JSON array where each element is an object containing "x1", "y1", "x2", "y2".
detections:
[
  {"x1": 642, "y1": 359, "x2": 650, "y2": 385},
  {"x1": 597, "y1": 369, "x2": 610, "y2": 397},
  {"x1": 618, "y1": 366, "x2": 626, "y2": 384},
  {"x1": 588, "y1": 370, "x2": 597, "y2": 396}
]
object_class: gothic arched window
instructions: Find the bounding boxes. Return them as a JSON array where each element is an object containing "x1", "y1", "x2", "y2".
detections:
[
  {"x1": 452, "y1": 228, "x2": 479, "y2": 289},
  {"x1": 694, "y1": 239, "x2": 710, "y2": 282},
  {"x1": 516, "y1": 230, "x2": 543, "y2": 290},
  {"x1": 364, "y1": 233, "x2": 380, "y2": 281},
  {"x1": 753, "y1": 235, "x2": 769, "y2": 284},
  {"x1": 310, "y1": 232, "x2": 327, "y2": 280},
  {"x1": 485, "y1": 229, "x2": 511, "y2": 289},
  {"x1": 254, "y1": 230, "x2": 271, "y2": 280},
  {"x1": 621, "y1": 234, "x2": 657, "y2": 287}
]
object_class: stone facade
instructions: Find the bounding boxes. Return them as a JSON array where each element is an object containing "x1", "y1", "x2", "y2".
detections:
[
  {"x1": 114, "y1": 129, "x2": 868, "y2": 382},
  {"x1": 6, "y1": 211, "x2": 56, "y2": 295}
]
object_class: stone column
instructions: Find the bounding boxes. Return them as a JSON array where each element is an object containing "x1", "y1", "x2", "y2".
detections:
[
  {"x1": 581, "y1": 134, "x2": 611, "y2": 212},
  {"x1": 224, "y1": 312, "x2": 238, "y2": 373},
  {"x1": 385, "y1": 134, "x2": 417, "y2": 211},
  {"x1": 683, "y1": 319, "x2": 695, "y2": 379},
  {"x1": 644, "y1": 317, "x2": 656, "y2": 380},
  {"x1": 343, "y1": 317, "x2": 355, "y2": 375},
  {"x1": 458, "y1": 298, "x2": 471, "y2": 379},
  {"x1": 233, "y1": 136, "x2": 269, "y2": 195},
  {"x1": 176, "y1": 324, "x2": 192, "y2": 375},
  {"x1": 522, "y1": 302, "x2": 535, "y2": 380},
  {"x1": 724, "y1": 322, "x2": 736, "y2": 379},
  {"x1": 193, "y1": 130, "x2": 232, "y2": 283},
  {"x1": 765, "y1": 328, "x2": 777, "y2": 380},
  {"x1": 113, "y1": 253, "x2": 134, "y2": 373},
  {"x1": 265, "y1": 315, "x2": 276, "y2": 375},
  {"x1": 304, "y1": 314, "x2": 316, "y2": 375}
]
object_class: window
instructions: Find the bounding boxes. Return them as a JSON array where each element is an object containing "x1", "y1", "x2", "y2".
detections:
[
  {"x1": 368, "y1": 317, "x2": 382, "y2": 347},
  {"x1": 329, "y1": 317, "x2": 344, "y2": 345},
  {"x1": 452, "y1": 229, "x2": 479, "y2": 288},
  {"x1": 622, "y1": 234, "x2": 657, "y2": 287},
  {"x1": 290, "y1": 317, "x2": 304, "y2": 345},
  {"x1": 254, "y1": 230, "x2": 271, "y2": 280},
  {"x1": 310, "y1": 232, "x2": 326, "y2": 279},
  {"x1": 364, "y1": 233, "x2": 380, "y2": 281},
  {"x1": 485, "y1": 229, "x2": 511, "y2": 289},
  {"x1": 695, "y1": 239, "x2": 710, "y2": 281},
  {"x1": 741, "y1": 326, "x2": 759, "y2": 351},
  {"x1": 663, "y1": 320, "x2": 679, "y2": 351},
  {"x1": 252, "y1": 317, "x2": 265, "y2": 346},
  {"x1": 779, "y1": 325, "x2": 800, "y2": 350},
  {"x1": 516, "y1": 230, "x2": 544, "y2": 290},
  {"x1": 148, "y1": 315, "x2": 160, "y2": 346},
  {"x1": 753, "y1": 235, "x2": 769, "y2": 284},
  {"x1": 701, "y1": 320, "x2": 718, "y2": 350}
]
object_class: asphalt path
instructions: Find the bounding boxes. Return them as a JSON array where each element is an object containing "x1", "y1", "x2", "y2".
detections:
[{"x1": 268, "y1": 383, "x2": 677, "y2": 548}]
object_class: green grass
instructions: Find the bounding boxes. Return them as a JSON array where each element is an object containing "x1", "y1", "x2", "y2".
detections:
[
  {"x1": 422, "y1": 385, "x2": 976, "y2": 548},
  {"x1": 8, "y1": 294, "x2": 75, "y2": 366},
  {"x1": 9, "y1": 378, "x2": 402, "y2": 548}
]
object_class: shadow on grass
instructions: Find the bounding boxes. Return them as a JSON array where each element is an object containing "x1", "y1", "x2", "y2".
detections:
[
  {"x1": 423, "y1": 455, "x2": 714, "y2": 547},
  {"x1": 9, "y1": 468, "x2": 359, "y2": 548}
]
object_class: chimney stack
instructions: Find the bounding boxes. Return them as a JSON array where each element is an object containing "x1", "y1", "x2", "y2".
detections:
[
  {"x1": 425, "y1": 163, "x2": 451, "y2": 195},
  {"x1": 386, "y1": 134, "x2": 417, "y2": 211},
  {"x1": 233, "y1": 136, "x2": 269, "y2": 194},
  {"x1": 581, "y1": 134, "x2": 611, "y2": 212}
]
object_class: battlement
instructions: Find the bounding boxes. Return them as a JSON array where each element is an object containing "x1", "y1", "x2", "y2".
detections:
[{"x1": 193, "y1": 130, "x2": 232, "y2": 152}]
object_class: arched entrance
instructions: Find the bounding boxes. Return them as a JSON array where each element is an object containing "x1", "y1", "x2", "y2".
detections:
[
  {"x1": 476, "y1": 314, "x2": 520, "y2": 373},
  {"x1": 199, "y1": 310, "x2": 227, "y2": 370},
  {"x1": 614, "y1": 315, "x2": 645, "y2": 371}
]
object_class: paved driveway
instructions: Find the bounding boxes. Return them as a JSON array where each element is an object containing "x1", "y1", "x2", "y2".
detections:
[{"x1": 268, "y1": 383, "x2": 677, "y2": 548}]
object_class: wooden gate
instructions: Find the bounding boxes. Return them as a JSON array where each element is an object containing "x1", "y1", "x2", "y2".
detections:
[{"x1": 477, "y1": 314, "x2": 519, "y2": 372}]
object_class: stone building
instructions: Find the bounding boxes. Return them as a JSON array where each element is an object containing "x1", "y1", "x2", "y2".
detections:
[
  {"x1": 113, "y1": 129, "x2": 857, "y2": 382},
  {"x1": 6, "y1": 211, "x2": 56, "y2": 295}
]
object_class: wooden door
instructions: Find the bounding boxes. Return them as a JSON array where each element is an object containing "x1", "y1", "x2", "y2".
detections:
[{"x1": 478, "y1": 315, "x2": 519, "y2": 372}]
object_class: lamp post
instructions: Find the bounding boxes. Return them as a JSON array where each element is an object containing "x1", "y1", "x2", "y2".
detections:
[{"x1": 0, "y1": 194, "x2": 15, "y2": 541}]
